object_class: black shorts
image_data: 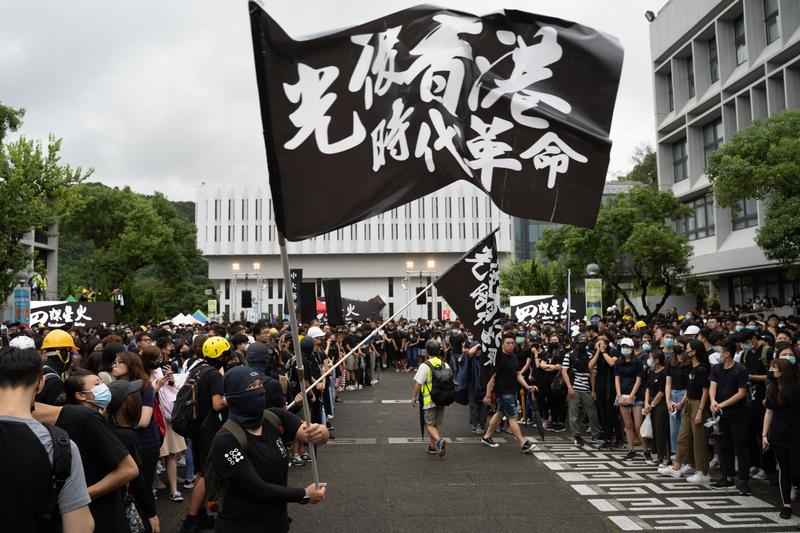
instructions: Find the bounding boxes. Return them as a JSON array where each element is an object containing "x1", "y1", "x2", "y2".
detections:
[{"x1": 191, "y1": 435, "x2": 212, "y2": 475}]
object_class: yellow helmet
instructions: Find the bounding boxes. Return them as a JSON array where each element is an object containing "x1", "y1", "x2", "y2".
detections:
[
  {"x1": 202, "y1": 336, "x2": 231, "y2": 359},
  {"x1": 41, "y1": 329, "x2": 77, "y2": 350},
  {"x1": 634, "y1": 320, "x2": 648, "y2": 329}
]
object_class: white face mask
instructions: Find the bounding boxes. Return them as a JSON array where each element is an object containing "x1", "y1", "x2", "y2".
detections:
[{"x1": 621, "y1": 347, "x2": 632, "y2": 356}]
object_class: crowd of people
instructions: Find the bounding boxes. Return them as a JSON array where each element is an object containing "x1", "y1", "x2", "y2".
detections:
[{"x1": 2, "y1": 304, "x2": 800, "y2": 531}]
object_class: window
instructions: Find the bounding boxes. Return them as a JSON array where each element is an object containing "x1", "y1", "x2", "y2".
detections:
[
  {"x1": 365, "y1": 224, "x2": 371, "y2": 240},
  {"x1": 433, "y1": 197, "x2": 439, "y2": 218},
  {"x1": 686, "y1": 55, "x2": 695, "y2": 98},
  {"x1": 709, "y1": 37, "x2": 719, "y2": 83},
  {"x1": 389, "y1": 302, "x2": 395, "y2": 316},
  {"x1": 228, "y1": 199, "x2": 233, "y2": 221},
  {"x1": 472, "y1": 196, "x2": 478, "y2": 217},
  {"x1": 277, "y1": 279, "x2": 283, "y2": 299},
  {"x1": 388, "y1": 277, "x2": 394, "y2": 297},
  {"x1": 672, "y1": 139, "x2": 688, "y2": 182},
  {"x1": 225, "y1": 279, "x2": 230, "y2": 299},
  {"x1": 214, "y1": 226, "x2": 219, "y2": 242},
  {"x1": 242, "y1": 199, "x2": 248, "y2": 220},
  {"x1": 433, "y1": 223, "x2": 439, "y2": 239},
  {"x1": 241, "y1": 225, "x2": 246, "y2": 241},
  {"x1": 764, "y1": 0, "x2": 780, "y2": 44},
  {"x1": 268, "y1": 199, "x2": 273, "y2": 220},
  {"x1": 678, "y1": 194, "x2": 715, "y2": 240},
  {"x1": 228, "y1": 225, "x2": 233, "y2": 241},
  {"x1": 667, "y1": 71, "x2": 674, "y2": 112},
  {"x1": 702, "y1": 118, "x2": 723, "y2": 168},
  {"x1": 732, "y1": 197, "x2": 758, "y2": 230},
  {"x1": 419, "y1": 223, "x2": 425, "y2": 239},
  {"x1": 214, "y1": 199, "x2": 220, "y2": 221},
  {"x1": 734, "y1": 15, "x2": 747, "y2": 66},
  {"x1": 268, "y1": 279, "x2": 273, "y2": 299},
  {"x1": 350, "y1": 225, "x2": 357, "y2": 240}
]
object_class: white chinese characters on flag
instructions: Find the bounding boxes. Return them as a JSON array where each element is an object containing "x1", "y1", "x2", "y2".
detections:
[{"x1": 249, "y1": 4, "x2": 624, "y2": 241}]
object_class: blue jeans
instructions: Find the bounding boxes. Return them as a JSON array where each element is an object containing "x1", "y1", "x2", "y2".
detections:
[
  {"x1": 669, "y1": 389, "x2": 686, "y2": 455},
  {"x1": 184, "y1": 439, "x2": 195, "y2": 480},
  {"x1": 406, "y1": 348, "x2": 417, "y2": 367},
  {"x1": 497, "y1": 393, "x2": 517, "y2": 418}
]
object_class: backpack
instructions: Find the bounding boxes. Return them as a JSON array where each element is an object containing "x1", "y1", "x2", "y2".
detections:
[
  {"x1": 424, "y1": 359, "x2": 456, "y2": 406},
  {"x1": 206, "y1": 410, "x2": 283, "y2": 514},
  {"x1": 43, "y1": 424, "x2": 72, "y2": 531},
  {"x1": 171, "y1": 365, "x2": 217, "y2": 437}
]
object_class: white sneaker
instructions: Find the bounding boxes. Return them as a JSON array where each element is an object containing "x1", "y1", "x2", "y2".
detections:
[
  {"x1": 752, "y1": 468, "x2": 767, "y2": 480},
  {"x1": 346, "y1": 385, "x2": 355, "y2": 391},
  {"x1": 357, "y1": 384, "x2": 363, "y2": 389},
  {"x1": 371, "y1": 379, "x2": 379, "y2": 385},
  {"x1": 680, "y1": 464, "x2": 696, "y2": 476},
  {"x1": 709, "y1": 455, "x2": 720, "y2": 469},
  {"x1": 686, "y1": 472, "x2": 711, "y2": 485},
  {"x1": 660, "y1": 466, "x2": 681, "y2": 478},
  {"x1": 749, "y1": 466, "x2": 759, "y2": 476},
  {"x1": 657, "y1": 465, "x2": 672, "y2": 475}
]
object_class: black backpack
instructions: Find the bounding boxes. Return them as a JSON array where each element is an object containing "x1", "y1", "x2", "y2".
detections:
[
  {"x1": 172, "y1": 365, "x2": 216, "y2": 437},
  {"x1": 44, "y1": 424, "x2": 72, "y2": 531},
  {"x1": 206, "y1": 410, "x2": 283, "y2": 514},
  {"x1": 424, "y1": 359, "x2": 455, "y2": 406}
]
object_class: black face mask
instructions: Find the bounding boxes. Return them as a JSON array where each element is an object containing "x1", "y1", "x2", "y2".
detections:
[
  {"x1": 227, "y1": 388, "x2": 266, "y2": 428},
  {"x1": 767, "y1": 370, "x2": 776, "y2": 383},
  {"x1": 207, "y1": 358, "x2": 224, "y2": 369},
  {"x1": 548, "y1": 342, "x2": 559, "y2": 349}
]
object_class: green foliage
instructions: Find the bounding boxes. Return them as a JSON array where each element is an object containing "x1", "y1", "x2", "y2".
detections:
[
  {"x1": 58, "y1": 183, "x2": 212, "y2": 323},
  {"x1": 707, "y1": 109, "x2": 800, "y2": 268},
  {"x1": 622, "y1": 145, "x2": 658, "y2": 187},
  {"x1": 0, "y1": 102, "x2": 89, "y2": 303},
  {"x1": 499, "y1": 255, "x2": 566, "y2": 307},
  {"x1": 537, "y1": 185, "x2": 692, "y2": 319}
]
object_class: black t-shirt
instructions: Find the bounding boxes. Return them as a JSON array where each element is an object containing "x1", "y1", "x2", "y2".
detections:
[
  {"x1": 57, "y1": 405, "x2": 130, "y2": 533},
  {"x1": 36, "y1": 371, "x2": 64, "y2": 406},
  {"x1": 595, "y1": 350, "x2": 617, "y2": 388},
  {"x1": 765, "y1": 388, "x2": 800, "y2": 447},
  {"x1": 492, "y1": 352, "x2": 520, "y2": 396},
  {"x1": 686, "y1": 364, "x2": 710, "y2": 400},
  {"x1": 615, "y1": 360, "x2": 645, "y2": 398},
  {"x1": 450, "y1": 333, "x2": 465, "y2": 354},
  {"x1": 210, "y1": 409, "x2": 303, "y2": 533},
  {"x1": 646, "y1": 367, "x2": 666, "y2": 398},
  {"x1": 709, "y1": 362, "x2": 749, "y2": 415},
  {"x1": 345, "y1": 334, "x2": 363, "y2": 354},
  {"x1": 667, "y1": 364, "x2": 690, "y2": 390},
  {"x1": 193, "y1": 364, "x2": 225, "y2": 440},
  {"x1": 741, "y1": 348, "x2": 768, "y2": 402}
]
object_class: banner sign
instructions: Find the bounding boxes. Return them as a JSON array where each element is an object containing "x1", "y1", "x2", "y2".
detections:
[
  {"x1": 435, "y1": 231, "x2": 502, "y2": 365},
  {"x1": 29, "y1": 301, "x2": 114, "y2": 329},
  {"x1": 14, "y1": 287, "x2": 30, "y2": 326},
  {"x1": 342, "y1": 296, "x2": 385, "y2": 321},
  {"x1": 250, "y1": 3, "x2": 624, "y2": 241},
  {"x1": 510, "y1": 294, "x2": 585, "y2": 323},
  {"x1": 584, "y1": 278, "x2": 603, "y2": 320}
]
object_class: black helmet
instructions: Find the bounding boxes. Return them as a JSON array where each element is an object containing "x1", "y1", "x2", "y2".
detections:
[{"x1": 425, "y1": 339, "x2": 441, "y2": 356}]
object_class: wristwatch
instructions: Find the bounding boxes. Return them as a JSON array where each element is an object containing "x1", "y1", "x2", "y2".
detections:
[{"x1": 301, "y1": 488, "x2": 310, "y2": 505}]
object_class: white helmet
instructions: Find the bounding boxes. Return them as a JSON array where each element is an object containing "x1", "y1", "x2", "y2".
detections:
[
  {"x1": 10, "y1": 335, "x2": 36, "y2": 350},
  {"x1": 307, "y1": 326, "x2": 325, "y2": 339}
]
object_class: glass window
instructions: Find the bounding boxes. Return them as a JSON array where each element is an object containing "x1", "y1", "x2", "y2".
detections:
[
  {"x1": 687, "y1": 55, "x2": 695, "y2": 98},
  {"x1": 734, "y1": 15, "x2": 747, "y2": 66},
  {"x1": 732, "y1": 197, "x2": 758, "y2": 230},
  {"x1": 672, "y1": 139, "x2": 688, "y2": 182},
  {"x1": 709, "y1": 37, "x2": 719, "y2": 83},
  {"x1": 388, "y1": 277, "x2": 393, "y2": 297},
  {"x1": 268, "y1": 279, "x2": 273, "y2": 299},
  {"x1": 764, "y1": 0, "x2": 780, "y2": 44},
  {"x1": 666, "y1": 71, "x2": 674, "y2": 111},
  {"x1": 703, "y1": 118, "x2": 723, "y2": 168},
  {"x1": 678, "y1": 194, "x2": 715, "y2": 241}
]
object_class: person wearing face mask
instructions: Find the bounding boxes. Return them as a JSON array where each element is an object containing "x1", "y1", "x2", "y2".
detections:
[
  {"x1": 738, "y1": 329, "x2": 770, "y2": 481},
  {"x1": 762, "y1": 358, "x2": 800, "y2": 520},
  {"x1": 34, "y1": 369, "x2": 139, "y2": 532},
  {"x1": 208, "y1": 366, "x2": 329, "y2": 532},
  {"x1": 0, "y1": 347, "x2": 94, "y2": 533},
  {"x1": 537, "y1": 334, "x2": 565, "y2": 432},
  {"x1": 662, "y1": 342, "x2": 690, "y2": 469},
  {"x1": 561, "y1": 332, "x2": 601, "y2": 446},
  {"x1": 36, "y1": 329, "x2": 80, "y2": 406},
  {"x1": 660, "y1": 330, "x2": 676, "y2": 363},
  {"x1": 643, "y1": 350, "x2": 669, "y2": 466},
  {"x1": 615, "y1": 338, "x2": 648, "y2": 460}
]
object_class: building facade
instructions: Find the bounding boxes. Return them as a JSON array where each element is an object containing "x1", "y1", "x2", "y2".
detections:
[
  {"x1": 1, "y1": 225, "x2": 59, "y2": 322},
  {"x1": 512, "y1": 181, "x2": 636, "y2": 260},
  {"x1": 650, "y1": 0, "x2": 800, "y2": 308},
  {"x1": 196, "y1": 182, "x2": 513, "y2": 321}
]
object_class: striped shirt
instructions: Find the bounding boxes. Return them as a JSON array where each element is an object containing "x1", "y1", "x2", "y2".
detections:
[{"x1": 562, "y1": 351, "x2": 591, "y2": 392}]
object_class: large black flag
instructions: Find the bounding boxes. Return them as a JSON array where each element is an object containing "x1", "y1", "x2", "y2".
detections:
[
  {"x1": 322, "y1": 279, "x2": 345, "y2": 327},
  {"x1": 435, "y1": 231, "x2": 502, "y2": 366},
  {"x1": 250, "y1": 3, "x2": 624, "y2": 241}
]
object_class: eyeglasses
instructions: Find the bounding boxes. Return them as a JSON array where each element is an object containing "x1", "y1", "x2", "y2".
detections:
[{"x1": 112, "y1": 360, "x2": 126, "y2": 366}]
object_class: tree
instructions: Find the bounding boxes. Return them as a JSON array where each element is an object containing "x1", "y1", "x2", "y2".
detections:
[
  {"x1": 0, "y1": 103, "x2": 89, "y2": 303},
  {"x1": 499, "y1": 255, "x2": 566, "y2": 306},
  {"x1": 622, "y1": 144, "x2": 658, "y2": 187},
  {"x1": 706, "y1": 109, "x2": 800, "y2": 269},
  {"x1": 58, "y1": 183, "x2": 213, "y2": 322},
  {"x1": 537, "y1": 186, "x2": 692, "y2": 319}
]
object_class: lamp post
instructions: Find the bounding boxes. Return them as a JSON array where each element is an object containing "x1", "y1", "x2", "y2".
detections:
[
  {"x1": 404, "y1": 259, "x2": 437, "y2": 320},
  {"x1": 585, "y1": 263, "x2": 603, "y2": 321}
]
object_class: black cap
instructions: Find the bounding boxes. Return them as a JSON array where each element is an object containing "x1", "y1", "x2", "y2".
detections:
[
  {"x1": 223, "y1": 366, "x2": 265, "y2": 396},
  {"x1": 107, "y1": 379, "x2": 142, "y2": 414},
  {"x1": 246, "y1": 342, "x2": 271, "y2": 373}
]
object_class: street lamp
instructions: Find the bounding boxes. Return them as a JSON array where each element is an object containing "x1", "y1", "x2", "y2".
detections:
[
  {"x1": 232, "y1": 262, "x2": 240, "y2": 272},
  {"x1": 426, "y1": 259, "x2": 436, "y2": 269},
  {"x1": 253, "y1": 262, "x2": 261, "y2": 271},
  {"x1": 404, "y1": 260, "x2": 437, "y2": 321},
  {"x1": 405, "y1": 260, "x2": 414, "y2": 269}
]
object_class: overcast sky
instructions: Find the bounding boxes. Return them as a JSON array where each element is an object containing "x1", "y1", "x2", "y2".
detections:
[{"x1": 1, "y1": 0, "x2": 668, "y2": 201}]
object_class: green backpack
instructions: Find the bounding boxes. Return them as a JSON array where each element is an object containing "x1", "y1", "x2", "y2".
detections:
[{"x1": 206, "y1": 409, "x2": 283, "y2": 513}]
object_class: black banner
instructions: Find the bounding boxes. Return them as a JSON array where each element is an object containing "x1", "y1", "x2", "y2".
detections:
[
  {"x1": 250, "y1": 4, "x2": 623, "y2": 241},
  {"x1": 342, "y1": 296, "x2": 385, "y2": 322},
  {"x1": 29, "y1": 302, "x2": 114, "y2": 329},
  {"x1": 300, "y1": 282, "x2": 317, "y2": 323},
  {"x1": 322, "y1": 279, "x2": 345, "y2": 327},
  {"x1": 287, "y1": 268, "x2": 302, "y2": 314},
  {"x1": 435, "y1": 231, "x2": 502, "y2": 366},
  {"x1": 510, "y1": 294, "x2": 585, "y2": 323}
]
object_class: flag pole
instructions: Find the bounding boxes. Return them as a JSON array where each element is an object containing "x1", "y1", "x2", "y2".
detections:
[
  {"x1": 287, "y1": 280, "x2": 436, "y2": 410},
  {"x1": 278, "y1": 233, "x2": 320, "y2": 488},
  {"x1": 566, "y1": 268, "x2": 572, "y2": 332}
]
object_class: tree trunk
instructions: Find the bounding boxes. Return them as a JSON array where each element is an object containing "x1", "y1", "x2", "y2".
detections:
[
  {"x1": 651, "y1": 281, "x2": 674, "y2": 318},
  {"x1": 639, "y1": 280, "x2": 652, "y2": 320},
  {"x1": 610, "y1": 281, "x2": 640, "y2": 318}
]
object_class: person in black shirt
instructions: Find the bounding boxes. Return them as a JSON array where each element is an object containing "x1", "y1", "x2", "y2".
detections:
[
  {"x1": 480, "y1": 335, "x2": 536, "y2": 453},
  {"x1": 36, "y1": 329, "x2": 80, "y2": 406},
  {"x1": 615, "y1": 341, "x2": 647, "y2": 460},
  {"x1": 593, "y1": 335, "x2": 619, "y2": 450},
  {"x1": 739, "y1": 328, "x2": 770, "y2": 479},
  {"x1": 643, "y1": 350, "x2": 669, "y2": 465},
  {"x1": 664, "y1": 344, "x2": 690, "y2": 468},
  {"x1": 209, "y1": 366, "x2": 329, "y2": 533},
  {"x1": 537, "y1": 334, "x2": 565, "y2": 431},
  {"x1": 34, "y1": 370, "x2": 139, "y2": 533},
  {"x1": 763, "y1": 357, "x2": 800, "y2": 520},
  {"x1": 709, "y1": 339, "x2": 751, "y2": 495}
]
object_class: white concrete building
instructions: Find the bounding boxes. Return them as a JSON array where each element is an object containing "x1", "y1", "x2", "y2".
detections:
[
  {"x1": 1, "y1": 225, "x2": 59, "y2": 322},
  {"x1": 649, "y1": 0, "x2": 800, "y2": 308},
  {"x1": 196, "y1": 182, "x2": 512, "y2": 321}
]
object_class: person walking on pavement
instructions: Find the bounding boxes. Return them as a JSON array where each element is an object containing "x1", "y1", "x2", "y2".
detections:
[
  {"x1": 411, "y1": 339, "x2": 450, "y2": 457},
  {"x1": 480, "y1": 334, "x2": 537, "y2": 454},
  {"x1": 562, "y1": 331, "x2": 601, "y2": 447}
]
